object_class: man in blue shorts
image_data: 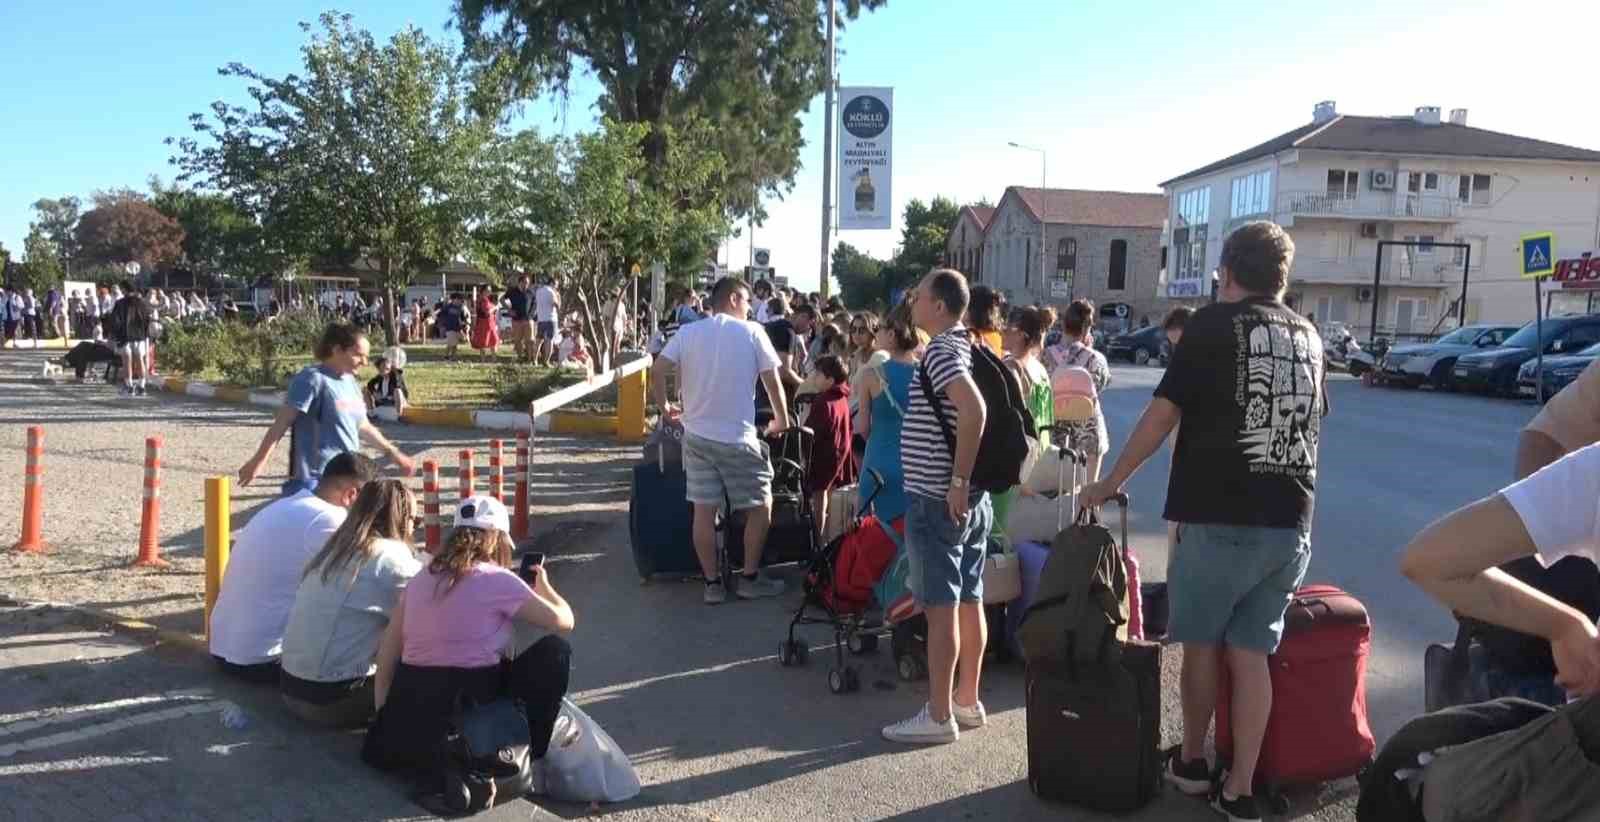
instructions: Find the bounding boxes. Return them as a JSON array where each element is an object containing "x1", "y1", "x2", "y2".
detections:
[
  {"x1": 883, "y1": 268, "x2": 992, "y2": 746},
  {"x1": 1082, "y1": 221, "x2": 1327, "y2": 822}
]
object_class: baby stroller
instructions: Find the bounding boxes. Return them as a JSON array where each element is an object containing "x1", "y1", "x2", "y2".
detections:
[
  {"x1": 715, "y1": 426, "x2": 819, "y2": 592},
  {"x1": 777, "y1": 469, "x2": 902, "y2": 694}
]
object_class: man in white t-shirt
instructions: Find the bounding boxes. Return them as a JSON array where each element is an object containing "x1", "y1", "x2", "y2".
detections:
[
  {"x1": 1401, "y1": 442, "x2": 1600, "y2": 697},
  {"x1": 533, "y1": 276, "x2": 560, "y2": 366},
  {"x1": 208, "y1": 452, "x2": 377, "y2": 681},
  {"x1": 652, "y1": 276, "x2": 791, "y2": 605}
]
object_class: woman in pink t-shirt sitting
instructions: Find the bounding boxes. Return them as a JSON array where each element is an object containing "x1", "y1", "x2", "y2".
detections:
[{"x1": 362, "y1": 495, "x2": 576, "y2": 791}]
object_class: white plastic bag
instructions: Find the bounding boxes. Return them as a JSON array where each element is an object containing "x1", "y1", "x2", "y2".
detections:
[{"x1": 541, "y1": 698, "x2": 641, "y2": 803}]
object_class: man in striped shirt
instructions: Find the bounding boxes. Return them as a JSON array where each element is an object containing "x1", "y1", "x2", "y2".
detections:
[{"x1": 884, "y1": 268, "x2": 993, "y2": 745}]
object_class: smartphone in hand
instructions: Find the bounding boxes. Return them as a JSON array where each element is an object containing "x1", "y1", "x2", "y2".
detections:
[{"x1": 518, "y1": 552, "x2": 546, "y2": 584}]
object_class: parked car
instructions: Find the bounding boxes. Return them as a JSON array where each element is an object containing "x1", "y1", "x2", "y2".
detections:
[
  {"x1": 1453, "y1": 315, "x2": 1600, "y2": 396},
  {"x1": 1517, "y1": 342, "x2": 1600, "y2": 402},
  {"x1": 1105, "y1": 325, "x2": 1166, "y2": 365},
  {"x1": 1377, "y1": 324, "x2": 1519, "y2": 389}
]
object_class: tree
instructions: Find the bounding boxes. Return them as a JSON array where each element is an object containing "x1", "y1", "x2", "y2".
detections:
[
  {"x1": 831, "y1": 241, "x2": 884, "y2": 310},
  {"x1": 171, "y1": 13, "x2": 497, "y2": 343},
  {"x1": 475, "y1": 118, "x2": 728, "y2": 364},
  {"x1": 30, "y1": 197, "x2": 81, "y2": 273},
  {"x1": 16, "y1": 229, "x2": 66, "y2": 292},
  {"x1": 896, "y1": 196, "x2": 960, "y2": 270},
  {"x1": 455, "y1": 0, "x2": 887, "y2": 217},
  {"x1": 149, "y1": 178, "x2": 266, "y2": 285},
  {"x1": 74, "y1": 200, "x2": 185, "y2": 273}
]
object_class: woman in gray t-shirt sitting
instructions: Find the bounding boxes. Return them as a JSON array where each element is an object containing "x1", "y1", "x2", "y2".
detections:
[{"x1": 280, "y1": 479, "x2": 422, "y2": 727}]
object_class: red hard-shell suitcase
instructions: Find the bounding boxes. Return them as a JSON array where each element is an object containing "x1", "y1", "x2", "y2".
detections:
[{"x1": 1216, "y1": 585, "x2": 1375, "y2": 796}]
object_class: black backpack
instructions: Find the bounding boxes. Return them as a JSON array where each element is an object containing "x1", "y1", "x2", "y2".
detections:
[
  {"x1": 919, "y1": 335, "x2": 1038, "y2": 493},
  {"x1": 425, "y1": 697, "x2": 534, "y2": 815}
]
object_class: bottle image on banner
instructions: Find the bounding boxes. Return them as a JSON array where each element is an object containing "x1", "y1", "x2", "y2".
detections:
[{"x1": 854, "y1": 168, "x2": 875, "y2": 213}]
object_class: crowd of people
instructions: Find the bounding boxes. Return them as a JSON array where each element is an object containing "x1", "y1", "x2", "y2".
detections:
[{"x1": 0, "y1": 282, "x2": 242, "y2": 350}]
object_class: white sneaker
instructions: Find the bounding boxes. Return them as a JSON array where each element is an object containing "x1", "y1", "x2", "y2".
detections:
[
  {"x1": 882, "y1": 703, "x2": 958, "y2": 745},
  {"x1": 952, "y1": 700, "x2": 987, "y2": 729}
]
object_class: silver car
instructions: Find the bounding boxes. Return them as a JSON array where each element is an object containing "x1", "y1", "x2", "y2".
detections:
[{"x1": 1378, "y1": 324, "x2": 1519, "y2": 389}]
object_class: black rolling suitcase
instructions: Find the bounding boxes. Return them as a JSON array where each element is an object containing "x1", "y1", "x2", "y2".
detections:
[
  {"x1": 629, "y1": 424, "x2": 700, "y2": 580},
  {"x1": 1026, "y1": 640, "x2": 1162, "y2": 813}
]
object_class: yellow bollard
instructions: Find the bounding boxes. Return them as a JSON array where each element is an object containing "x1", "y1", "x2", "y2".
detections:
[
  {"x1": 204, "y1": 476, "x2": 231, "y2": 641},
  {"x1": 617, "y1": 365, "x2": 648, "y2": 444}
]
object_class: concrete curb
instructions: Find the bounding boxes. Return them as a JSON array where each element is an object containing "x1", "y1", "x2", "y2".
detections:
[
  {"x1": 0, "y1": 594, "x2": 208, "y2": 655},
  {"x1": 156, "y1": 376, "x2": 620, "y2": 434}
]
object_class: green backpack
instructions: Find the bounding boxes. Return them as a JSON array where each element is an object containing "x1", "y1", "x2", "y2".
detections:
[{"x1": 1017, "y1": 505, "x2": 1130, "y2": 666}]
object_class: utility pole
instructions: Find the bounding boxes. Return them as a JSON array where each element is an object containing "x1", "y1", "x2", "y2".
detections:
[
  {"x1": 819, "y1": 0, "x2": 837, "y2": 301},
  {"x1": 1008, "y1": 142, "x2": 1048, "y2": 300}
]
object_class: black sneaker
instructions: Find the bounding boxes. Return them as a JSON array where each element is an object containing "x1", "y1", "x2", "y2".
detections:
[
  {"x1": 1211, "y1": 789, "x2": 1261, "y2": 821},
  {"x1": 1164, "y1": 753, "x2": 1211, "y2": 796}
]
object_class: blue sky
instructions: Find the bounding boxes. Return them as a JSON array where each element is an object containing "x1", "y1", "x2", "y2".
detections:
[{"x1": 3, "y1": 0, "x2": 1598, "y2": 292}]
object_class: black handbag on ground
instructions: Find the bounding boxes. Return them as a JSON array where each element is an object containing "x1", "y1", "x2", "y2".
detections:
[{"x1": 430, "y1": 697, "x2": 534, "y2": 815}]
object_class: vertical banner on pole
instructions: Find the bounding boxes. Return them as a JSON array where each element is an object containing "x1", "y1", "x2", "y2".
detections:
[{"x1": 837, "y1": 87, "x2": 894, "y2": 231}]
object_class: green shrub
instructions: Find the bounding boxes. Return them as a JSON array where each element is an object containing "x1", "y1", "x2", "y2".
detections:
[
  {"x1": 492, "y1": 364, "x2": 586, "y2": 409},
  {"x1": 159, "y1": 322, "x2": 229, "y2": 376}
]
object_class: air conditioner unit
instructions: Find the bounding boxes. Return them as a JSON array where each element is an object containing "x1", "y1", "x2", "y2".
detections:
[
  {"x1": 1356, "y1": 287, "x2": 1374, "y2": 302},
  {"x1": 1360, "y1": 222, "x2": 1379, "y2": 239},
  {"x1": 1370, "y1": 170, "x2": 1396, "y2": 191}
]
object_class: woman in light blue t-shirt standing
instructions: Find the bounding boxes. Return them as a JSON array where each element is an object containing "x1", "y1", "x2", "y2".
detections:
[{"x1": 238, "y1": 323, "x2": 415, "y2": 494}]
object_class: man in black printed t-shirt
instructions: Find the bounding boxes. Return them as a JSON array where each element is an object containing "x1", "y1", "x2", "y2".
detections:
[{"x1": 1082, "y1": 222, "x2": 1326, "y2": 822}]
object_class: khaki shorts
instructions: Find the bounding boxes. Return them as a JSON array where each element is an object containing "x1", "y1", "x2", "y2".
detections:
[
  {"x1": 445, "y1": 331, "x2": 463, "y2": 346},
  {"x1": 511, "y1": 320, "x2": 533, "y2": 344}
]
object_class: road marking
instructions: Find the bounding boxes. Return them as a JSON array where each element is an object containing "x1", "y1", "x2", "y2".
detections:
[
  {"x1": 0, "y1": 700, "x2": 231, "y2": 758},
  {"x1": 0, "y1": 690, "x2": 214, "y2": 740},
  {"x1": 0, "y1": 754, "x2": 168, "y2": 777}
]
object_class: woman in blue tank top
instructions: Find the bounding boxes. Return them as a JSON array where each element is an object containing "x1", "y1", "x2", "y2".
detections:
[{"x1": 855, "y1": 306, "x2": 924, "y2": 523}]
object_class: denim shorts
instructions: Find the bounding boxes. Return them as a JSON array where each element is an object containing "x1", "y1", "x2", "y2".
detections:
[
  {"x1": 682, "y1": 432, "x2": 773, "y2": 510},
  {"x1": 905, "y1": 491, "x2": 992, "y2": 607},
  {"x1": 1168, "y1": 522, "x2": 1311, "y2": 654}
]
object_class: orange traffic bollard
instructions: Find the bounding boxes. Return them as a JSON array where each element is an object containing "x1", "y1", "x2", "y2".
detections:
[
  {"x1": 512, "y1": 431, "x2": 530, "y2": 541},
  {"x1": 134, "y1": 436, "x2": 169, "y2": 568},
  {"x1": 458, "y1": 449, "x2": 475, "y2": 505},
  {"x1": 488, "y1": 439, "x2": 504, "y2": 502},
  {"x1": 422, "y1": 460, "x2": 441, "y2": 552},
  {"x1": 12, "y1": 426, "x2": 45, "y2": 553}
]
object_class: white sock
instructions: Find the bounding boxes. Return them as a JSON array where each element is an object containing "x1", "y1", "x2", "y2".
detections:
[{"x1": 136, "y1": 377, "x2": 147, "y2": 390}]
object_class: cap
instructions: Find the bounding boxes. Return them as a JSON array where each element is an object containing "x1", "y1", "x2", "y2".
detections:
[{"x1": 455, "y1": 495, "x2": 510, "y2": 536}]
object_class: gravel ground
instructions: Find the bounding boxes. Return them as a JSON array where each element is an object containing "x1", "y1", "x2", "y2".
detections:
[{"x1": 0, "y1": 346, "x2": 633, "y2": 638}]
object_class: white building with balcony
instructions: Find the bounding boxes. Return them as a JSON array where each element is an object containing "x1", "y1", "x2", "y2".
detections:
[{"x1": 1159, "y1": 101, "x2": 1600, "y2": 339}]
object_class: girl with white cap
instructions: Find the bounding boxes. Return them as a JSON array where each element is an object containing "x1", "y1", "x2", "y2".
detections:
[{"x1": 363, "y1": 494, "x2": 575, "y2": 792}]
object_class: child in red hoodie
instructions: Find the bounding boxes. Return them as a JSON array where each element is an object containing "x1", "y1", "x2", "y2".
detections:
[{"x1": 805, "y1": 355, "x2": 857, "y2": 535}]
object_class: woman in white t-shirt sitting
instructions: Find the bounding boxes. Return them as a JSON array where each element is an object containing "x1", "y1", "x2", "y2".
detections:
[
  {"x1": 1401, "y1": 442, "x2": 1600, "y2": 695},
  {"x1": 362, "y1": 496, "x2": 575, "y2": 792},
  {"x1": 280, "y1": 479, "x2": 422, "y2": 727}
]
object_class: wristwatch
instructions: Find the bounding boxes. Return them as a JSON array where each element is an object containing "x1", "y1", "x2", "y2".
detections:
[{"x1": 950, "y1": 476, "x2": 969, "y2": 489}]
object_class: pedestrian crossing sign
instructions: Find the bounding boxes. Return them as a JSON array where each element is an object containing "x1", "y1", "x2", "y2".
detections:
[{"x1": 1521, "y1": 232, "x2": 1555, "y2": 278}]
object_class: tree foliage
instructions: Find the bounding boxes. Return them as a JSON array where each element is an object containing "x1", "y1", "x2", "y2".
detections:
[
  {"x1": 827, "y1": 197, "x2": 961, "y2": 308},
  {"x1": 831, "y1": 241, "x2": 884, "y2": 310},
  {"x1": 171, "y1": 12, "x2": 497, "y2": 341},
  {"x1": 454, "y1": 0, "x2": 887, "y2": 217},
  {"x1": 149, "y1": 178, "x2": 265, "y2": 283},
  {"x1": 30, "y1": 197, "x2": 82, "y2": 270},
  {"x1": 74, "y1": 200, "x2": 185, "y2": 272},
  {"x1": 16, "y1": 229, "x2": 67, "y2": 292},
  {"x1": 473, "y1": 118, "x2": 729, "y2": 361}
]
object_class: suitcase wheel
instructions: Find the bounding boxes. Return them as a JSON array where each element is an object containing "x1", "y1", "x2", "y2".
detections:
[
  {"x1": 846, "y1": 633, "x2": 878, "y2": 655},
  {"x1": 896, "y1": 653, "x2": 926, "y2": 682}
]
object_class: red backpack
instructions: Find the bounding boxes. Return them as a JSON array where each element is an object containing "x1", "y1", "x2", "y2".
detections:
[{"x1": 825, "y1": 516, "x2": 904, "y2": 613}]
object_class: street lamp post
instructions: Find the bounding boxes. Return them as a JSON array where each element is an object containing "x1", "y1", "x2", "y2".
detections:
[{"x1": 1007, "y1": 142, "x2": 1048, "y2": 301}]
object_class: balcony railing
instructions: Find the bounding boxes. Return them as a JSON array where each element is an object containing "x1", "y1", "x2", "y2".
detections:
[
  {"x1": 1292, "y1": 251, "x2": 1467, "y2": 285},
  {"x1": 1281, "y1": 190, "x2": 1459, "y2": 221}
]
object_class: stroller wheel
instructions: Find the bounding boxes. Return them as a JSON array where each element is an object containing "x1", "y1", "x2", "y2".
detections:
[
  {"x1": 897, "y1": 653, "x2": 926, "y2": 682},
  {"x1": 846, "y1": 633, "x2": 878, "y2": 655},
  {"x1": 794, "y1": 639, "x2": 810, "y2": 665},
  {"x1": 778, "y1": 641, "x2": 795, "y2": 667},
  {"x1": 828, "y1": 667, "x2": 846, "y2": 695},
  {"x1": 843, "y1": 666, "x2": 861, "y2": 693}
]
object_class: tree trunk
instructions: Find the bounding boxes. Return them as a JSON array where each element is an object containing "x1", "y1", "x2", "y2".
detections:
[{"x1": 385, "y1": 286, "x2": 399, "y2": 349}]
